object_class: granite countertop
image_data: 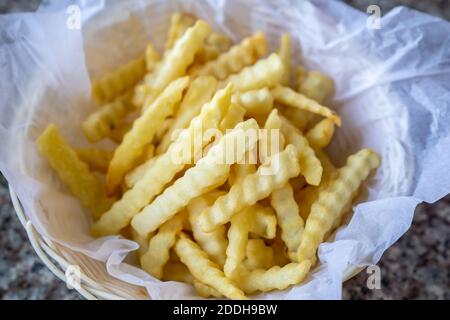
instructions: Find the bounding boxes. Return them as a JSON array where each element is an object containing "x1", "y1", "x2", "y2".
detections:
[{"x1": 0, "y1": 0, "x2": 449, "y2": 300}]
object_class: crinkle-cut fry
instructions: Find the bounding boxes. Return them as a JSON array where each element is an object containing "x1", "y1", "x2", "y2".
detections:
[
  {"x1": 91, "y1": 85, "x2": 232, "y2": 238},
  {"x1": 157, "y1": 76, "x2": 218, "y2": 154},
  {"x1": 306, "y1": 118, "x2": 335, "y2": 149},
  {"x1": 145, "y1": 43, "x2": 160, "y2": 71},
  {"x1": 272, "y1": 231, "x2": 291, "y2": 266},
  {"x1": 280, "y1": 116, "x2": 322, "y2": 186},
  {"x1": 219, "y1": 53, "x2": 284, "y2": 92},
  {"x1": 237, "y1": 260, "x2": 311, "y2": 294},
  {"x1": 270, "y1": 184, "x2": 304, "y2": 255},
  {"x1": 75, "y1": 148, "x2": 113, "y2": 173},
  {"x1": 131, "y1": 119, "x2": 260, "y2": 236},
  {"x1": 277, "y1": 33, "x2": 292, "y2": 86},
  {"x1": 282, "y1": 107, "x2": 312, "y2": 132},
  {"x1": 92, "y1": 56, "x2": 146, "y2": 105},
  {"x1": 228, "y1": 162, "x2": 256, "y2": 186},
  {"x1": 232, "y1": 88, "x2": 274, "y2": 117},
  {"x1": 192, "y1": 32, "x2": 268, "y2": 80},
  {"x1": 220, "y1": 102, "x2": 246, "y2": 131},
  {"x1": 108, "y1": 120, "x2": 133, "y2": 144},
  {"x1": 245, "y1": 239, "x2": 274, "y2": 270},
  {"x1": 299, "y1": 71, "x2": 335, "y2": 104},
  {"x1": 132, "y1": 84, "x2": 150, "y2": 108},
  {"x1": 165, "y1": 13, "x2": 197, "y2": 51},
  {"x1": 260, "y1": 109, "x2": 284, "y2": 164},
  {"x1": 140, "y1": 211, "x2": 186, "y2": 279},
  {"x1": 106, "y1": 76, "x2": 190, "y2": 194},
  {"x1": 247, "y1": 204, "x2": 277, "y2": 239},
  {"x1": 272, "y1": 85, "x2": 341, "y2": 126},
  {"x1": 124, "y1": 154, "x2": 160, "y2": 189},
  {"x1": 193, "y1": 279, "x2": 223, "y2": 298},
  {"x1": 146, "y1": 20, "x2": 211, "y2": 106},
  {"x1": 297, "y1": 149, "x2": 380, "y2": 262},
  {"x1": 207, "y1": 32, "x2": 233, "y2": 53},
  {"x1": 188, "y1": 191, "x2": 228, "y2": 267},
  {"x1": 36, "y1": 125, "x2": 113, "y2": 219},
  {"x1": 154, "y1": 118, "x2": 174, "y2": 143},
  {"x1": 162, "y1": 261, "x2": 194, "y2": 283},
  {"x1": 82, "y1": 91, "x2": 135, "y2": 143},
  {"x1": 175, "y1": 233, "x2": 247, "y2": 300},
  {"x1": 199, "y1": 145, "x2": 301, "y2": 232}
]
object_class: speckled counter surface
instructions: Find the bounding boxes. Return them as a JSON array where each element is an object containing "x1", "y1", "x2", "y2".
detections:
[{"x1": 0, "y1": 0, "x2": 449, "y2": 300}]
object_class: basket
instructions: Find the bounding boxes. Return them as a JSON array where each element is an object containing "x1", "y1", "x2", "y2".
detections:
[{"x1": 9, "y1": 185, "x2": 365, "y2": 300}]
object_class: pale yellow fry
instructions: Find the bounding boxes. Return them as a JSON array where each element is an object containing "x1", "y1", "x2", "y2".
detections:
[
  {"x1": 188, "y1": 191, "x2": 228, "y2": 267},
  {"x1": 107, "y1": 76, "x2": 189, "y2": 194},
  {"x1": 305, "y1": 118, "x2": 335, "y2": 149},
  {"x1": 299, "y1": 71, "x2": 335, "y2": 104},
  {"x1": 140, "y1": 211, "x2": 186, "y2": 279},
  {"x1": 154, "y1": 118, "x2": 174, "y2": 143},
  {"x1": 245, "y1": 239, "x2": 274, "y2": 270},
  {"x1": 232, "y1": 88, "x2": 274, "y2": 117},
  {"x1": 193, "y1": 32, "x2": 233, "y2": 66},
  {"x1": 219, "y1": 102, "x2": 246, "y2": 131},
  {"x1": 270, "y1": 184, "x2": 303, "y2": 255},
  {"x1": 36, "y1": 125, "x2": 113, "y2": 219},
  {"x1": 272, "y1": 85, "x2": 341, "y2": 126},
  {"x1": 91, "y1": 85, "x2": 232, "y2": 237},
  {"x1": 75, "y1": 148, "x2": 113, "y2": 173},
  {"x1": 219, "y1": 53, "x2": 284, "y2": 92},
  {"x1": 228, "y1": 162, "x2": 256, "y2": 186},
  {"x1": 193, "y1": 32, "x2": 267, "y2": 79},
  {"x1": 277, "y1": 33, "x2": 292, "y2": 86},
  {"x1": 280, "y1": 116, "x2": 322, "y2": 186},
  {"x1": 207, "y1": 32, "x2": 233, "y2": 52},
  {"x1": 146, "y1": 20, "x2": 211, "y2": 106},
  {"x1": 260, "y1": 109, "x2": 284, "y2": 164},
  {"x1": 175, "y1": 233, "x2": 247, "y2": 300},
  {"x1": 193, "y1": 279, "x2": 223, "y2": 298},
  {"x1": 132, "y1": 84, "x2": 150, "y2": 108},
  {"x1": 92, "y1": 56, "x2": 146, "y2": 105},
  {"x1": 165, "y1": 13, "x2": 197, "y2": 50},
  {"x1": 199, "y1": 145, "x2": 300, "y2": 232},
  {"x1": 145, "y1": 43, "x2": 161, "y2": 71},
  {"x1": 282, "y1": 107, "x2": 312, "y2": 132},
  {"x1": 297, "y1": 149, "x2": 380, "y2": 262},
  {"x1": 131, "y1": 119, "x2": 260, "y2": 236},
  {"x1": 237, "y1": 260, "x2": 311, "y2": 294},
  {"x1": 124, "y1": 154, "x2": 160, "y2": 189},
  {"x1": 82, "y1": 91, "x2": 135, "y2": 143},
  {"x1": 108, "y1": 120, "x2": 133, "y2": 144},
  {"x1": 162, "y1": 261, "x2": 194, "y2": 283},
  {"x1": 224, "y1": 204, "x2": 276, "y2": 278},
  {"x1": 157, "y1": 76, "x2": 217, "y2": 154}
]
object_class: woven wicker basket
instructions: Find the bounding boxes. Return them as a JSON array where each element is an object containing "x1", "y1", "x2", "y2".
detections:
[{"x1": 9, "y1": 184, "x2": 364, "y2": 300}]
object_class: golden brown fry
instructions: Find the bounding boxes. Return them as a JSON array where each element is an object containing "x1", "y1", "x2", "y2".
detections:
[
  {"x1": 131, "y1": 119, "x2": 260, "y2": 236},
  {"x1": 156, "y1": 76, "x2": 217, "y2": 154},
  {"x1": 107, "y1": 76, "x2": 189, "y2": 194},
  {"x1": 219, "y1": 53, "x2": 284, "y2": 92},
  {"x1": 192, "y1": 32, "x2": 267, "y2": 79},
  {"x1": 297, "y1": 149, "x2": 380, "y2": 262},
  {"x1": 175, "y1": 233, "x2": 247, "y2": 300},
  {"x1": 277, "y1": 33, "x2": 292, "y2": 86},
  {"x1": 75, "y1": 148, "x2": 113, "y2": 173},
  {"x1": 82, "y1": 91, "x2": 135, "y2": 143},
  {"x1": 91, "y1": 85, "x2": 232, "y2": 238},
  {"x1": 272, "y1": 85, "x2": 341, "y2": 126},
  {"x1": 36, "y1": 124, "x2": 113, "y2": 219},
  {"x1": 140, "y1": 211, "x2": 186, "y2": 279},
  {"x1": 199, "y1": 145, "x2": 300, "y2": 232},
  {"x1": 92, "y1": 56, "x2": 146, "y2": 105}
]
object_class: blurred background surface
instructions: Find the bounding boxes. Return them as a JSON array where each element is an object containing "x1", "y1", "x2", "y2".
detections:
[{"x1": 0, "y1": 0, "x2": 449, "y2": 299}]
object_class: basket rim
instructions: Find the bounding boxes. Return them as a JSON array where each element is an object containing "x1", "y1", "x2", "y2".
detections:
[{"x1": 8, "y1": 184, "x2": 366, "y2": 300}]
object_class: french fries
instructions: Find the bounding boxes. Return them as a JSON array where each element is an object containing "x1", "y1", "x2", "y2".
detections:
[
  {"x1": 36, "y1": 13, "x2": 381, "y2": 299},
  {"x1": 36, "y1": 125, "x2": 113, "y2": 219}
]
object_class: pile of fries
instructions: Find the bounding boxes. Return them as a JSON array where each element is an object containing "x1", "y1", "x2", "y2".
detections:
[{"x1": 36, "y1": 13, "x2": 380, "y2": 299}]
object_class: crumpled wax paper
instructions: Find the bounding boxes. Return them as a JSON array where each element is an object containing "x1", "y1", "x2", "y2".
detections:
[{"x1": 1, "y1": 0, "x2": 449, "y2": 299}]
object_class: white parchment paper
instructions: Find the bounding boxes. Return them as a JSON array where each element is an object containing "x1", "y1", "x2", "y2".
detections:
[{"x1": 1, "y1": 0, "x2": 449, "y2": 299}]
